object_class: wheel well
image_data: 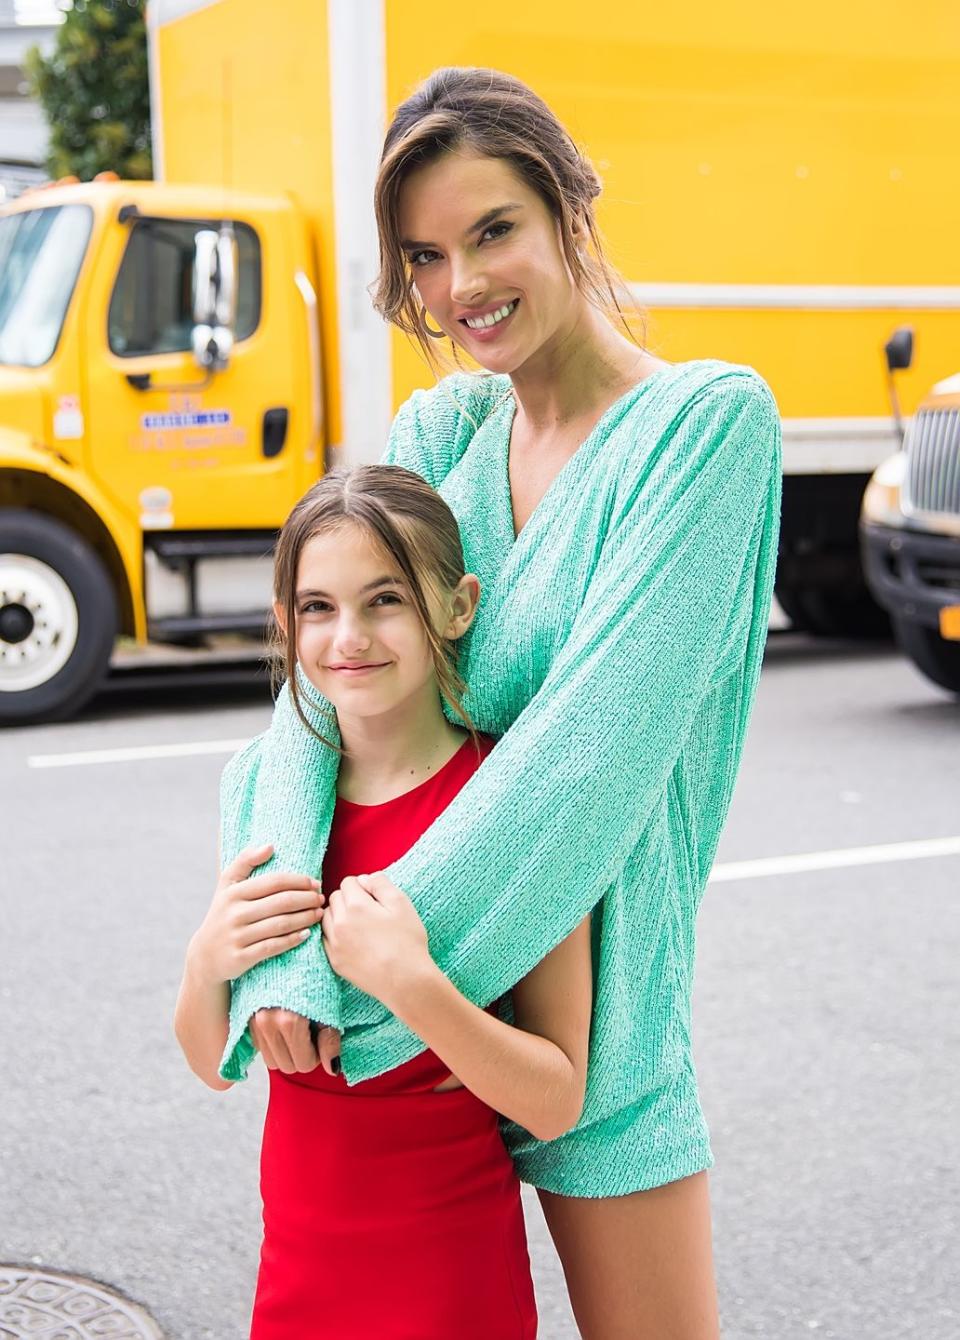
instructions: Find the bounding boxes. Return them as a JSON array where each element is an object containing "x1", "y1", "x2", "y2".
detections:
[{"x1": 0, "y1": 470, "x2": 136, "y2": 635}]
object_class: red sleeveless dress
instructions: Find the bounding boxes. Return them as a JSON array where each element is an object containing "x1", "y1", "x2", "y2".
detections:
[{"x1": 249, "y1": 735, "x2": 538, "y2": 1339}]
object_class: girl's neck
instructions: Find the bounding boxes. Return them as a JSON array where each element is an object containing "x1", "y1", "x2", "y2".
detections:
[{"x1": 335, "y1": 690, "x2": 468, "y2": 806}]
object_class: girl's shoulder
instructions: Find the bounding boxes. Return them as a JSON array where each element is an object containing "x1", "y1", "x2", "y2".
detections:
[{"x1": 385, "y1": 372, "x2": 512, "y2": 488}]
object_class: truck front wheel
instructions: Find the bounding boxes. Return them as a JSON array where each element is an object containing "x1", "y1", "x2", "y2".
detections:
[
  {"x1": 892, "y1": 616, "x2": 960, "y2": 695},
  {"x1": 0, "y1": 510, "x2": 118, "y2": 724},
  {"x1": 774, "y1": 581, "x2": 890, "y2": 638}
]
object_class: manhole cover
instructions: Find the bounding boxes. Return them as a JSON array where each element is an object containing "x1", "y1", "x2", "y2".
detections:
[{"x1": 0, "y1": 1265, "x2": 164, "y2": 1339}]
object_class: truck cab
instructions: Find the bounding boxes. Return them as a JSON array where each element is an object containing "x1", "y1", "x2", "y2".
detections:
[
  {"x1": 0, "y1": 179, "x2": 321, "y2": 722},
  {"x1": 860, "y1": 338, "x2": 960, "y2": 693}
]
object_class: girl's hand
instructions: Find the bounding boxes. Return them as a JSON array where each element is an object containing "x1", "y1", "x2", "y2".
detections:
[
  {"x1": 321, "y1": 872, "x2": 435, "y2": 1010},
  {"x1": 188, "y1": 843, "x2": 325, "y2": 987}
]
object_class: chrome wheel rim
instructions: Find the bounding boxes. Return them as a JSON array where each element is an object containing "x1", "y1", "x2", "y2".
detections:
[{"x1": 0, "y1": 553, "x2": 79, "y2": 692}]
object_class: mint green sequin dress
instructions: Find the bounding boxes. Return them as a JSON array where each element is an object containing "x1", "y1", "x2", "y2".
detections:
[{"x1": 218, "y1": 359, "x2": 782, "y2": 1196}]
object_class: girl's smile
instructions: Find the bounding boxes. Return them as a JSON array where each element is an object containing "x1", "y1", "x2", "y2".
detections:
[{"x1": 327, "y1": 661, "x2": 392, "y2": 676}]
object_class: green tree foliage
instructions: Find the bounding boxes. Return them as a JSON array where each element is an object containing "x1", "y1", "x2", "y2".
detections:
[{"x1": 25, "y1": 0, "x2": 152, "y2": 181}]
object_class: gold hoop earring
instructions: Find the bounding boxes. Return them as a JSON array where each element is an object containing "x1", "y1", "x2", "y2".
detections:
[{"x1": 419, "y1": 305, "x2": 446, "y2": 340}]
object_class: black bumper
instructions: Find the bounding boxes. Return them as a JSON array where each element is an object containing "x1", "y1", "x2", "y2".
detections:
[{"x1": 860, "y1": 522, "x2": 960, "y2": 630}]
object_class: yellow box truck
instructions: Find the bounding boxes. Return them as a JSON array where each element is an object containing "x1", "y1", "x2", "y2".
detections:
[{"x1": 2, "y1": 0, "x2": 958, "y2": 721}]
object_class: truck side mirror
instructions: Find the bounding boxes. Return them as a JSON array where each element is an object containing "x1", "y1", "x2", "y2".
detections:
[
  {"x1": 883, "y1": 326, "x2": 914, "y2": 447},
  {"x1": 192, "y1": 225, "x2": 238, "y2": 371},
  {"x1": 884, "y1": 327, "x2": 914, "y2": 373}
]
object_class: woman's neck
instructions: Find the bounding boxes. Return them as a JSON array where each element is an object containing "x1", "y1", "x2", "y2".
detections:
[
  {"x1": 335, "y1": 689, "x2": 467, "y2": 805},
  {"x1": 509, "y1": 301, "x2": 661, "y2": 433}
]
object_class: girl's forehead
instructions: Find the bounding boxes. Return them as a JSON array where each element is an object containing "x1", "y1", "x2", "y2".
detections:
[{"x1": 297, "y1": 524, "x2": 392, "y2": 579}]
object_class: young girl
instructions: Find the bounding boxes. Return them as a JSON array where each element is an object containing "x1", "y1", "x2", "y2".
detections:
[{"x1": 174, "y1": 464, "x2": 593, "y2": 1339}]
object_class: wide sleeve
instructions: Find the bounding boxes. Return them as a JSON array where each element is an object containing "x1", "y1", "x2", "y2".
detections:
[{"x1": 337, "y1": 376, "x2": 782, "y2": 1064}]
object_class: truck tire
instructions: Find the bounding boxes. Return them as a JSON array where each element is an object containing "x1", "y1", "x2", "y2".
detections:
[
  {"x1": 892, "y1": 616, "x2": 960, "y2": 695},
  {"x1": 774, "y1": 582, "x2": 890, "y2": 639},
  {"x1": 0, "y1": 509, "x2": 118, "y2": 724}
]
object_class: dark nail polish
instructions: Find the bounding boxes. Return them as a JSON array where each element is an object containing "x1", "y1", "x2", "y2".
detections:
[{"x1": 331, "y1": 1056, "x2": 341, "y2": 1075}]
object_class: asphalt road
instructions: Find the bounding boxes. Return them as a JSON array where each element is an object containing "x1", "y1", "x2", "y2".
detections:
[{"x1": 1, "y1": 632, "x2": 957, "y2": 1339}]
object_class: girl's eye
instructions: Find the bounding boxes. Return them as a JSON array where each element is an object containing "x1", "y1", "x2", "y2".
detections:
[
  {"x1": 300, "y1": 600, "x2": 331, "y2": 614},
  {"x1": 409, "y1": 248, "x2": 440, "y2": 267},
  {"x1": 372, "y1": 592, "x2": 402, "y2": 606},
  {"x1": 479, "y1": 221, "x2": 513, "y2": 244}
]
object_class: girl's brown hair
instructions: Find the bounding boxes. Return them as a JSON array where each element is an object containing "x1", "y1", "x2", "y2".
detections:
[
  {"x1": 271, "y1": 465, "x2": 477, "y2": 751},
  {"x1": 372, "y1": 65, "x2": 641, "y2": 369}
]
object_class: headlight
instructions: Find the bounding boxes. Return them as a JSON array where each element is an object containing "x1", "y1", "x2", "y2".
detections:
[{"x1": 861, "y1": 452, "x2": 907, "y2": 528}]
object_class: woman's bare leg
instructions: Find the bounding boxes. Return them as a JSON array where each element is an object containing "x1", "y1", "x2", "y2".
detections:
[{"x1": 536, "y1": 1171, "x2": 720, "y2": 1340}]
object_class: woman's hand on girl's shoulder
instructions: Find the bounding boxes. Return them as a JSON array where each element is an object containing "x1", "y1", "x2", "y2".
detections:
[{"x1": 187, "y1": 843, "x2": 325, "y2": 987}]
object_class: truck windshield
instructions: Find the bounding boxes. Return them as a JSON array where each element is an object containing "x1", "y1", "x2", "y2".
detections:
[{"x1": 0, "y1": 205, "x2": 93, "y2": 367}]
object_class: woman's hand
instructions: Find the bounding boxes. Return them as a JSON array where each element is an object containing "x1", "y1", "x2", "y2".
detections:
[
  {"x1": 188, "y1": 843, "x2": 325, "y2": 987},
  {"x1": 321, "y1": 872, "x2": 436, "y2": 1012},
  {"x1": 249, "y1": 1011, "x2": 343, "y2": 1078}
]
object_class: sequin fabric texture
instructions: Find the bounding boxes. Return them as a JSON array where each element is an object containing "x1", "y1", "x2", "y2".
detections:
[{"x1": 218, "y1": 359, "x2": 782, "y2": 1196}]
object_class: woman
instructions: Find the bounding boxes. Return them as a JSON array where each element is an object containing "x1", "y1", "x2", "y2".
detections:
[{"x1": 221, "y1": 68, "x2": 781, "y2": 1339}]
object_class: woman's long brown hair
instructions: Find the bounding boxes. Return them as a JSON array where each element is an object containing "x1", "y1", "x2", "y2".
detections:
[{"x1": 371, "y1": 65, "x2": 644, "y2": 373}]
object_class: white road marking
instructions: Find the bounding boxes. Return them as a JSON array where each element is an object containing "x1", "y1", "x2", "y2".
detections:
[
  {"x1": 710, "y1": 835, "x2": 960, "y2": 883},
  {"x1": 21, "y1": 741, "x2": 960, "y2": 883},
  {"x1": 27, "y1": 738, "x2": 251, "y2": 768}
]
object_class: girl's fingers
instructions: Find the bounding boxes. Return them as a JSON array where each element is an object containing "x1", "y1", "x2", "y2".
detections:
[
  {"x1": 221, "y1": 843, "x2": 274, "y2": 884},
  {"x1": 239, "y1": 887, "x2": 324, "y2": 926},
  {"x1": 236, "y1": 909, "x2": 320, "y2": 948},
  {"x1": 246, "y1": 928, "x2": 315, "y2": 971},
  {"x1": 235, "y1": 870, "x2": 321, "y2": 902},
  {"x1": 356, "y1": 872, "x2": 403, "y2": 904}
]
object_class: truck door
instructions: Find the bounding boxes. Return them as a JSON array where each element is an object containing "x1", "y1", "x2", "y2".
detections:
[{"x1": 83, "y1": 206, "x2": 315, "y2": 536}]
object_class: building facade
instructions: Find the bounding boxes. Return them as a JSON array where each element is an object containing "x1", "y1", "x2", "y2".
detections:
[{"x1": 0, "y1": 0, "x2": 60, "y2": 199}]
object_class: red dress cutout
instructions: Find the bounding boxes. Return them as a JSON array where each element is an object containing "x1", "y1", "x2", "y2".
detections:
[{"x1": 250, "y1": 735, "x2": 538, "y2": 1339}]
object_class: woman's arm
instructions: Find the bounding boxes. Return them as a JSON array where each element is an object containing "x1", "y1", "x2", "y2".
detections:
[
  {"x1": 220, "y1": 370, "x2": 780, "y2": 1083},
  {"x1": 322, "y1": 871, "x2": 593, "y2": 1140},
  {"x1": 336, "y1": 373, "x2": 782, "y2": 1065}
]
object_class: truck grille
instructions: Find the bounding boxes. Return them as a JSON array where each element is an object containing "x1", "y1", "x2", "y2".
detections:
[{"x1": 905, "y1": 408, "x2": 960, "y2": 517}]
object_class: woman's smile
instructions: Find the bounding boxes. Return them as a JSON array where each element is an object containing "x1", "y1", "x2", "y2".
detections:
[{"x1": 458, "y1": 298, "x2": 521, "y2": 340}]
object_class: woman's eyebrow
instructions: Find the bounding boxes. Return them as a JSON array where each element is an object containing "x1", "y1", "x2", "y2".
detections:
[{"x1": 400, "y1": 203, "x2": 522, "y2": 252}]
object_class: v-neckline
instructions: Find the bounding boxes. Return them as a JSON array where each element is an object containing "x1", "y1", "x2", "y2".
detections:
[{"x1": 498, "y1": 363, "x2": 676, "y2": 544}]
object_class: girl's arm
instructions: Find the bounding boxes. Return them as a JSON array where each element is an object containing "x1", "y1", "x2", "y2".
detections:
[
  {"x1": 174, "y1": 843, "x2": 324, "y2": 1089},
  {"x1": 393, "y1": 917, "x2": 592, "y2": 1141},
  {"x1": 174, "y1": 961, "x2": 234, "y2": 1092}
]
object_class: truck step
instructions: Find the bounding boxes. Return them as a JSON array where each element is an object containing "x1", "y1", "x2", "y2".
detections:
[{"x1": 148, "y1": 612, "x2": 272, "y2": 638}]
